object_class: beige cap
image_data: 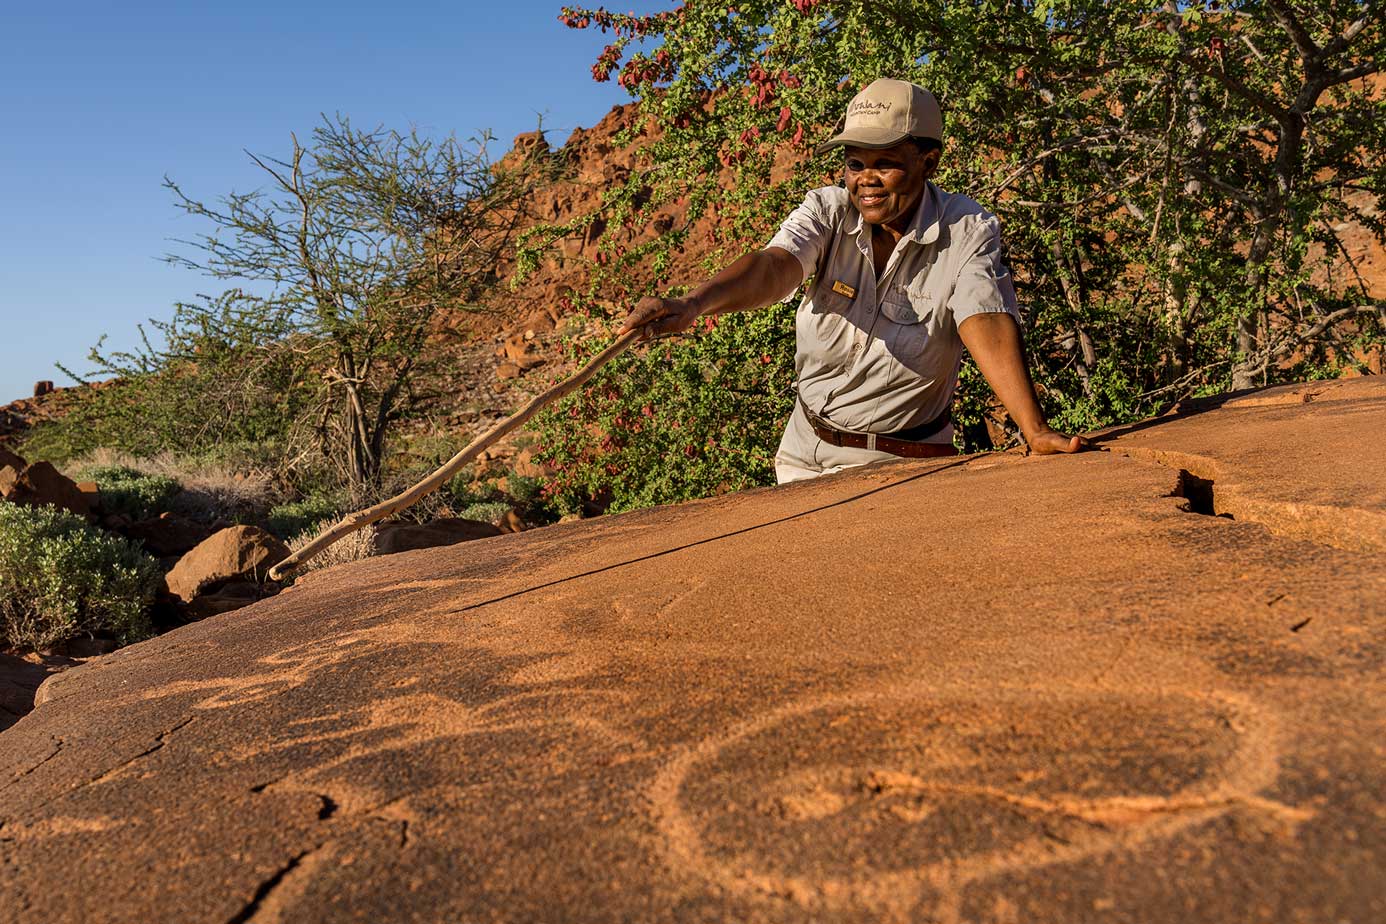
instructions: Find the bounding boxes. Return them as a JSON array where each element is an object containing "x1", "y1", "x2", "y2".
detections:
[{"x1": 817, "y1": 78, "x2": 943, "y2": 154}]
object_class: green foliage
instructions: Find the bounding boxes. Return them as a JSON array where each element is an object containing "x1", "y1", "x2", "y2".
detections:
[
  {"x1": 267, "y1": 494, "x2": 344, "y2": 540},
  {"x1": 530, "y1": 0, "x2": 1383, "y2": 505},
  {"x1": 503, "y1": 473, "x2": 547, "y2": 515},
  {"x1": 27, "y1": 291, "x2": 313, "y2": 469},
  {"x1": 0, "y1": 503, "x2": 161, "y2": 651},
  {"x1": 536, "y1": 303, "x2": 795, "y2": 514},
  {"x1": 72, "y1": 465, "x2": 181, "y2": 521}
]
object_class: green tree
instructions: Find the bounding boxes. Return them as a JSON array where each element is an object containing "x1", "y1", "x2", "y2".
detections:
[
  {"x1": 163, "y1": 117, "x2": 540, "y2": 495},
  {"x1": 43, "y1": 117, "x2": 542, "y2": 498},
  {"x1": 531, "y1": 0, "x2": 1383, "y2": 509}
]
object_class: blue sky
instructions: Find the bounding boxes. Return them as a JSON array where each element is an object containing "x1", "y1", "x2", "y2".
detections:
[{"x1": 0, "y1": 0, "x2": 662, "y2": 404}]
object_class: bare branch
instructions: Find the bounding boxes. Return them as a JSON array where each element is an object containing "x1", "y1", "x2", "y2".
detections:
[{"x1": 1266, "y1": 0, "x2": 1321, "y2": 61}]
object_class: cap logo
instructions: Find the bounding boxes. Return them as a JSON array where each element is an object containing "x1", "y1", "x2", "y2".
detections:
[{"x1": 848, "y1": 100, "x2": 893, "y2": 119}]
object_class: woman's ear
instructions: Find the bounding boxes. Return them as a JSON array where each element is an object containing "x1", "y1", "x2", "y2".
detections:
[{"x1": 920, "y1": 147, "x2": 942, "y2": 180}]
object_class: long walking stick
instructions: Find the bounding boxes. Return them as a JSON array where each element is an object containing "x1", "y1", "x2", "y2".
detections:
[{"x1": 269, "y1": 328, "x2": 642, "y2": 580}]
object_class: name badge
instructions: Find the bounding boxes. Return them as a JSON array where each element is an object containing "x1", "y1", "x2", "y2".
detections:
[{"x1": 831, "y1": 280, "x2": 857, "y2": 298}]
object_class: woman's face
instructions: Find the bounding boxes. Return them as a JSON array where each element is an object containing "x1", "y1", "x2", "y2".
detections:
[{"x1": 844, "y1": 143, "x2": 938, "y2": 231}]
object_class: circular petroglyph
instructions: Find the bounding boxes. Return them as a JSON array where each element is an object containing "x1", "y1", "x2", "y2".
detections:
[{"x1": 650, "y1": 685, "x2": 1302, "y2": 917}]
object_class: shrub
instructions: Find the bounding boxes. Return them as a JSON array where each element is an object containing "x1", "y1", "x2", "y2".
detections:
[
  {"x1": 285, "y1": 518, "x2": 377, "y2": 576},
  {"x1": 456, "y1": 500, "x2": 511, "y2": 525},
  {"x1": 64, "y1": 448, "x2": 283, "y2": 526},
  {"x1": 0, "y1": 502, "x2": 161, "y2": 651},
  {"x1": 535, "y1": 306, "x2": 794, "y2": 515},
  {"x1": 74, "y1": 464, "x2": 181, "y2": 520},
  {"x1": 267, "y1": 494, "x2": 344, "y2": 540}
]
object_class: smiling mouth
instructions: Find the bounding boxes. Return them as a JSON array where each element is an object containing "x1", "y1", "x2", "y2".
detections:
[{"x1": 858, "y1": 194, "x2": 887, "y2": 206}]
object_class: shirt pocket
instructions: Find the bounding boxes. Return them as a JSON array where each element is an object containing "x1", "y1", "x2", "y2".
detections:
[
  {"x1": 879, "y1": 283, "x2": 933, "y2": 376},
  {"x1": 798, "y1": 285, "x2": 855, "y2": 372}
]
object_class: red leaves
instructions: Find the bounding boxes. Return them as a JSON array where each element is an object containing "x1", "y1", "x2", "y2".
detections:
[
  {"x1": 748, "y1": 63, "x2": 778, "y2": 109},
  {"x1": 776, "y1": 106, "x2": 793, "y2": 133},
  {"x1": 790, "y1": 0, "x2": 825, "y2": 12},
  {"x1": 591, "y1": 43, "x2": 622, "y2": 82}
]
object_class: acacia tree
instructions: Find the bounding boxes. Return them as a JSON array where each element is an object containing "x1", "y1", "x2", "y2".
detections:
[
  {"x1": 530, "y1": 0, "x2": 1383, "y2": 511},
  {"x1": 160, "y1": 117, "x2": 538, "y2": 495}
]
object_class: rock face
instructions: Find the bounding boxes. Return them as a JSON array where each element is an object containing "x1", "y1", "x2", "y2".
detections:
[
  {"x1": 2, "y1": 378, "x2": 1384, "y2": 924},
  {"x1": 0, "y1": 461, "x2": 92, "y2": 517},
  {"x1": 373, "y1": 517, "x2": 503, "y2": 555},
  {"x1": 163, "y1": 525, "x2": 289, "y2": 604}
]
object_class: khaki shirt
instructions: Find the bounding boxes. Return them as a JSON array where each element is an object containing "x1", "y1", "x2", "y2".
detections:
[{"x1": 766, "y1": 182, "x2": 1019, "y2": 475}]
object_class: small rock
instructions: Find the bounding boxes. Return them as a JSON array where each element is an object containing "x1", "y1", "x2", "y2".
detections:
[
  {"x1": 498, "y1": 509, "x2": 527, "y2": 534},
  {"x1": 497, "y1": 363, "x2": 521, "y2": 380},
  {"x1": 32, "y1": 381, "x2": 54, "y2": 398},
  {"x1": 512, "y1": 449, "x2": 550, "y2": 480}
]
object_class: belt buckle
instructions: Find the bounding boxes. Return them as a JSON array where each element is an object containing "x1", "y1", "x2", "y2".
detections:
[{"x1": 865, "y1": 433, "x2": 877, "y2": 451}]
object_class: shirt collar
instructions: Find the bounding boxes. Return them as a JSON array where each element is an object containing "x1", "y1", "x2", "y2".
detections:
[{"x1": 846, "y1": 181, "x2": 943, "y2": 247}]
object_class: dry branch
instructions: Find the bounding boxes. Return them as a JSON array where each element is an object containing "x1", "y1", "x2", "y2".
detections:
[{"x1": 268, "y1": 328, "x2": 642, "y2": 580}]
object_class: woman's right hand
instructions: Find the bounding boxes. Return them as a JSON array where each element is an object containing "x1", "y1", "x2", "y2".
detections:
[{"x1": 617, "y1": 296, "x2": 702, "y2": 340}]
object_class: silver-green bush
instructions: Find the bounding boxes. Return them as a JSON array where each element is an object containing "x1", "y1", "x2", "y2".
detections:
[{"x1": 0, "y1": 502, "x2": 162, "y2": 651}]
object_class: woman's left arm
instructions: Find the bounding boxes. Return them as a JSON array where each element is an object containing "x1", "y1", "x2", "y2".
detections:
[{"x1": 957, "y1": 312, "x2": 1088, "y2": 454}]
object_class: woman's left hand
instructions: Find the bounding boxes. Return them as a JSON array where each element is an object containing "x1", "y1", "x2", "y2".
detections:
[{"x1": 1026, "y1": 427, "x2": 1089, "y2": 454}]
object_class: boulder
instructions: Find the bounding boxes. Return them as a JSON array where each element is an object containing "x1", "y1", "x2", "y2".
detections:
[
  {"x1": 0, "y1": 461, "x2": 92, "y2": 517},
  {"x1": 1, "y1": 652, "x2": 76, "y2": 732},
  {"x1": 32, "y1": 381, "x2": 54, "y2": 398},
  {"x1": 0, "y1": 445, "x2": 24, "y2": 473},
  {"x1": 164, "y1": 525, "x2": 289, "y2": 604},
  {"x1": 184, "y1": 580, "x2": 267, "y2": 620},
  {"x1": 374, "y1": 517, "x2": 502, "y2": 556},
  {"x1": 126, "y1": 512, "x2": 214, "y2": 558},
  {"x1": 75, "y1": 480, "x2": 100, "y2": 512}
]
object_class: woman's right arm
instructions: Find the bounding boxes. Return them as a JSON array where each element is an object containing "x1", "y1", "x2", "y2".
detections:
[{"x1": 617, "y1": 246, "x2": 805, "y2": 340}]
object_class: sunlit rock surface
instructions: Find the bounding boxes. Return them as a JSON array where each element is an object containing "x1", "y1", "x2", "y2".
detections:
[{"x1": 3, "y1": 378, "x2": 1383, "y2": 923}]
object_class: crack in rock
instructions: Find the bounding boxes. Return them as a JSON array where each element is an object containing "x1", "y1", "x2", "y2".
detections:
[{"x1": 1117, "y1": 447, "x2": 1386, "y2": 553}]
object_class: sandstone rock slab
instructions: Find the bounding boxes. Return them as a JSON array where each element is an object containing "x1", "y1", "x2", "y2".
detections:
[{"x1": 1, "y1": 379, "x2": 1383, "y2": 923}]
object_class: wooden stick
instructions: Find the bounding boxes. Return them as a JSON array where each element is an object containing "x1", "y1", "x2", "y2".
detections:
[{"x1": 269, "y1": 328, "x2": 643, "y2": 580}]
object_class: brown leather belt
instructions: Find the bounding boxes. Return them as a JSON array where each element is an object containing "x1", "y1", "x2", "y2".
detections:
[{"x1": 801, "y1": 399, "x2": 958, "y2": 459}]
